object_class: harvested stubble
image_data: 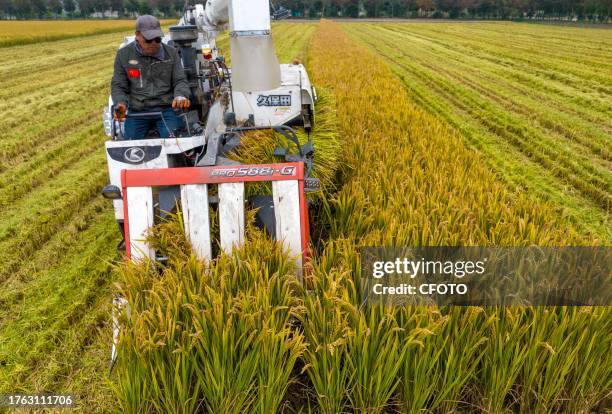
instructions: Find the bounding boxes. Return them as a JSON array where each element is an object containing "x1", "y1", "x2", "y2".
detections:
[
  {"x1": 112, "y1": 20, "x2": 610, "y2": 414},
  {"x1": 0, "y1": 30, "x2": 128, "y2": 412}
]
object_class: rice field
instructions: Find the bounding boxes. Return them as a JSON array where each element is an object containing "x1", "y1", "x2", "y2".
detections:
[
  {"x1": 0, "y1": 19, "x2": 176, "y2": 47},
  {"x1": 0, "y1": 19, "x2": 610, "y2": 414}
]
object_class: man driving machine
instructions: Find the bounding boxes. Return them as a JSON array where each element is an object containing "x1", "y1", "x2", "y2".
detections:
[{"x1": 111, "y1": 15, "x2": 191, "y2": 139}]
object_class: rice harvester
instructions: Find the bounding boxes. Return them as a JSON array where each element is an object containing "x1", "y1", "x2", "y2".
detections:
[{"x1": 101, "y1": 0, "x2": 320, "y2": 270}]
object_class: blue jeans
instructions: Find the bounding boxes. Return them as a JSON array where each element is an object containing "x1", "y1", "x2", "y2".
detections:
[{"x1": 123, "y1": 108, "x2": 184, "y2": 140}]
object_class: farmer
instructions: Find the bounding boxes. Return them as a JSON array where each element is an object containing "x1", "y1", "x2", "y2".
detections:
[{"x1": 111, "y1": 15, "x2": 191, "y2": 139}]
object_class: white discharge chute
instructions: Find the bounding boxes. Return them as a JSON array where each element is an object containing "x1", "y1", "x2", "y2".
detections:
[{"x1": 192, "y1": 0, "x2": 281, "y2": 92}]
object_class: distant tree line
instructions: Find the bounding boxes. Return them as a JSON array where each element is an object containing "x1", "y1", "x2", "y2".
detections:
[
  {"x1": 0, "y1": 0, "x2": 185, "y2": 19},
  {"x1": 278, "y1": 0, "x2": 611, "y2": 20},
  {"x1": 0, "y1": 0, "x2": 609, "y2": 20}
]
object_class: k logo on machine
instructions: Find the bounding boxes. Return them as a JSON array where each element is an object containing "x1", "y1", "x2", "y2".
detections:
[
  {"x1": 107, "y1": 145, "x2": 162, "y2": 164},
  {"x1": 123, "y1": 147, "x2": 146, "y2": 163}
]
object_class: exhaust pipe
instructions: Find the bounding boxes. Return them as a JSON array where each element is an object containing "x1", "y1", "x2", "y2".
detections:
[{"x1": 228, "y1": 0, "x2": 281, "y2": 92}]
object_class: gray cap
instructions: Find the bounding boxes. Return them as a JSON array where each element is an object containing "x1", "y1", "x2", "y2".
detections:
[{"x1": 136, "y1": 15, "x2": 163, "y2": 40}]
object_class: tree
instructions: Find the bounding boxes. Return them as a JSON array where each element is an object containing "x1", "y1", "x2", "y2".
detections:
[
  {"x1": 92, "y1": 0, "x2": 110, "y2": 13},
  {"x1": 48, "y1": 0, "x2": 63, "y2": 16},
  {"x1": 110, "y1": 0, "x2": 124, "y2": 15},
  {"x1": 363, "y1": 0, "x2": 379, "y2": 16},
  {"x1": 475, "y1": 0, "x2": 495, "y2": 16},
  {"x1": 64, "y1": 0, "x2": 75, "y2": 15},
  {"x1": 344, "y1": 0, "x2": 360, "y2": 16},
  {"x1": 124, "y1": 0, "x2": 138, "y2": 14},
  {"x1": 137, "y1": 0, "x2": 152, "y2": 14},
  {"x1": 417, "y1": 0, "x2": 434, "y2": 13},
  {"x1": 459, "y1": 0, "x2": 477, "y2": 15},
  {"x1": 271, "y1": 0, "x2": 610, "y2": 20},
  {"x1": 78, "y1": 0, "x2": 95, "y2": 16},
  {"x1": 320, "y1": 0, "x2": 331, "y2": 15},
  {"x1": 13, "y1": 0, "x2": 31, "y2": 17},
  {"x1": 0, "y1": 0, "x2": 15, "y2": 18},
  {"x1": 30, "y1": 0, "x2": 46, "y2": 17},
  {"x1": 157, "y1": 0, "x2": 173, "y2": 16},
  {"x1": 436, "y1": 0, "x2": 462, "y2": 15},
  {"x1": 171, "y1": 0, "x2": 182, "y2": 16}
]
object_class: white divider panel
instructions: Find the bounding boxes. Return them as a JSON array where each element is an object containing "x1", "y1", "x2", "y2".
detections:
[
  {"x1": 127, "y1": 186, "x2": 155, "y2": 260},
  {"x1": 180, "y1": 184, "x2": 212, "y2": 260},
  {"x1": 218, "y1": 182, "x2": 245, "y2": 254},
  {"x1": 272, "y1": 180, "x2": 303, "y2": 270}
]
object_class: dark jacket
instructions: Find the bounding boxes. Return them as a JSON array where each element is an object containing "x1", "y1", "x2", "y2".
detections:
[{"x1": 111, "y1": 41, "x2": 190, "y2": 111}]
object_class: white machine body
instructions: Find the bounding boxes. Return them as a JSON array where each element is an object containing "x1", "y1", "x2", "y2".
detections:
[{"x1": 232, "y1": 63, "x2": 314, "y2": 125}]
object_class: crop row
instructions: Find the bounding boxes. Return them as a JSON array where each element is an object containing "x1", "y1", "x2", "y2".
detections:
[
  {"x1": 355, "y1": 24, "x2": 611, "y2": 175},
  {"x1": 375, "y1": 46, "x2": 611, "y2": 209},
  {"x1": 365, "y1": 25, "x2": 612, "y2": 152},
  {"x1": 371, "y1": 23, "x2": 612, "y2": 120},
  {"x1": 0, "y1": 31, "x2": 138, "y2": 410},
  {"x1": 400, "y1": 23, "x2": 612, "y2": 90},
  {"x1": 0, "y1": 25, "x2": 175, "y2": 409},
  {"x1": 343, "y1": 22, "x2": 610, "y2": 241},
  {"x1": 371, "y1": 23, "x2": 612, "y2": 134}
]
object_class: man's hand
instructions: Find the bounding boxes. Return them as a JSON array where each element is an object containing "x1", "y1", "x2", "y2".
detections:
[
  {"x1": 114, "y1": 103, "x2": 127, "y2": 121},
  {"x1": 172, "y1": 96, "x2": 190, "y2": 110}
]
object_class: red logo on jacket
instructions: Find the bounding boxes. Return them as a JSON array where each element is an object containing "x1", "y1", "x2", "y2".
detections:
[{"x1": 127, "y1": 68, "x2": 140, "y2": 78}]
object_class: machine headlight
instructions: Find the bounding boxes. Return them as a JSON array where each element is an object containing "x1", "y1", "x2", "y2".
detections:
[{"x1": 102, "y1": 185, "x2": 122, "y2": 200}]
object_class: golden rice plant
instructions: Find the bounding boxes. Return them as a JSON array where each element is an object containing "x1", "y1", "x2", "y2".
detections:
[
  {"x1": 517, "y1": 307, "x2": 611, "y2": 413},
  {"x1": 297, "y1": 262, "x2": 354, "y2": 414},
  {"x1": 113, "y1": 215, "x2": 305, "y2": 414}
]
